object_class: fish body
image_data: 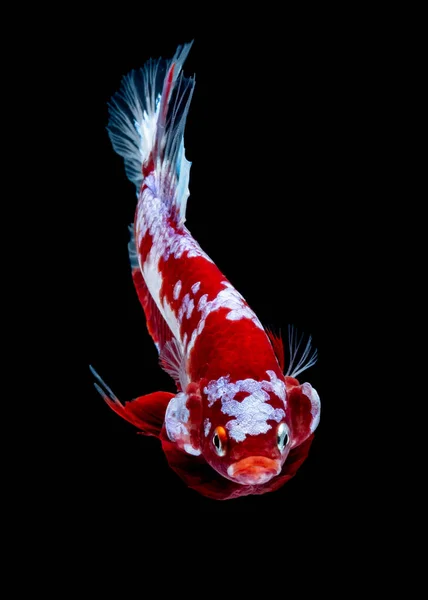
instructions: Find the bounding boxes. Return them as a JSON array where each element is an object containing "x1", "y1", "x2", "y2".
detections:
[{"x1": 91, "y1": 42, "x2": 320, "y2": 500}]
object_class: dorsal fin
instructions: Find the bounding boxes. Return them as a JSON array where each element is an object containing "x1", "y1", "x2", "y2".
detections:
[
  {"x1": 286, "y1": 325, "x2": 318, "y2": 378},
  {"x1": 266, "y1": 326, "x2": 318, "y2": 377},
  {"x1": 266, "y1": 327, "x2": 285, "y2": 371}
]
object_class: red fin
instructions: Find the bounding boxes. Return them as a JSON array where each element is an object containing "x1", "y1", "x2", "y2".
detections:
[
  {"x1": 285, "y1": 375, "x2": 300, "y2": 388},
  {"x1": 287, "y1": 383, "x2": 320, "y2": 448},
  {"x1": 108, "y1": 391, "x2": 173, "y2": 437},
  {"x1": 132, "y1": 267, "x2": 173, "y2": 353},
  {"x1": 160, "y1": 427, "x2": 247, "y2": 500},
  {"x1": 91, "y1": 366, "x2": 173, "y2": 436},
  {"x1": 256, "y1": 435, "x2": 315, "y2": 494},
  {"x1": 266, "y1": 328, "x2": 285, "y2": 371}
]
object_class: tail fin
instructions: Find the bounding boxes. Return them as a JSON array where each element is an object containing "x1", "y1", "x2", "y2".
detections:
[{"x1": 107, "y1": 41, "x2": 195, "y2": 223}]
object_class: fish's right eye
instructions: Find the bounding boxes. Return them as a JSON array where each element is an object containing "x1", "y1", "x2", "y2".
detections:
[
  {"x1": 277, "y1": 422, "x2": 290, "y2": 453},
  {"x1": 212, "y1": 426, "x2": 227, "y2": 457}
]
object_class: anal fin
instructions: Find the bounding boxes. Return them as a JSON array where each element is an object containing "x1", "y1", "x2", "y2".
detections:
[{"x1": 266, "y1": 327, "x2": 285, "y2": 371}]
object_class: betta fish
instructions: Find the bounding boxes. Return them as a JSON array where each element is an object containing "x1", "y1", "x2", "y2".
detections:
[{"x1": 90, "y1": 41, "x2": 320, "y2": 500}]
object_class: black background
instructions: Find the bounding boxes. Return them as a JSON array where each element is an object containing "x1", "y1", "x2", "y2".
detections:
[
  {"x1": 57, "y1": 10, "x2": 370, "y2": 527},
  {"x1": 6, "y1": 4, "x2": 407, "y2": 586}
]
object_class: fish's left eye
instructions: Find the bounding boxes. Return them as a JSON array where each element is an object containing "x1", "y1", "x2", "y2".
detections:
[
  {"x1": 277, "y1": 423, "x2": 290, "y2": 453},
  {"x1": 212, "y1": 426, "x2": 228, "y2": 457}
]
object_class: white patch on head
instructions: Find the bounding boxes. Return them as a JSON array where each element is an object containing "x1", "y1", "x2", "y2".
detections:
[
  {"x1": 186, "y1": 281, "x2": 264, "y2": 355},
  {"x1": 184, "y1": 443, "x2": 201, "y2": 456},
  {"x1": 204, "y1": 372, "x2": 286, "y2": 442},
  {"x1": 191, "y1": 281, "x2": 201, "y2": 295},
  {"x1": 205, "y1": 376, "x2": 233, "y2": 407},
  {"x1": 223, "y1": 394, "x2": 284, "y2": 442},
  {"x1": 263, "y1": 370, "x2": 286, "y2": 403},
  {"x1": 204, "y1": 418, "x2": 211, "y2": 437},
  {"x1": 173, "y1": 280, "x2": 182, "y2": 300}
]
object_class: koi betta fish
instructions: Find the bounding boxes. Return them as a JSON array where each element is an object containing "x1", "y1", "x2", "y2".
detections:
[{"x1": 90, "y1": 41, "x2": 320, "y2": 500}]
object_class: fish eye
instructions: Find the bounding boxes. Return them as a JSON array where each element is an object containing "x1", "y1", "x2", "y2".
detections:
[
  {"x1": 212, "y1": 426, "x2": 228, "y2": 456},
  {"x1": 277, "y1": 423, "x2": 290, "y2": 453}
]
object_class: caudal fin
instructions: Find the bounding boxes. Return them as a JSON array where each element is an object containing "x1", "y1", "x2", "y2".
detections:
[{"x1": 107, "y1": 41, "x2": 195, "y2": 223}]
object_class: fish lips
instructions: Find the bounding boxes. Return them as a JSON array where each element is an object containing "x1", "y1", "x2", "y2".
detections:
[{"x1": 227, "y1": 456, "x2": 281, "y2": 485}]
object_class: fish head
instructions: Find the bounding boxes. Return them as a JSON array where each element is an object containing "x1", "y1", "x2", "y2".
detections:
[{"x1": 199, "y1": 373, "x2": 320, "y2": 486}]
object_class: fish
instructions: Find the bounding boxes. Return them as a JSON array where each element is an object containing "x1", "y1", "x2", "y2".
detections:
[{"x1": 90, "y1": 41, "x2": 321, "y2": 500}]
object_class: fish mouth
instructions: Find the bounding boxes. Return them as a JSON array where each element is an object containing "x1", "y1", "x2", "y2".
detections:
[{"x1": 227, "y1": 456, "x2": 281, "y2": 485}]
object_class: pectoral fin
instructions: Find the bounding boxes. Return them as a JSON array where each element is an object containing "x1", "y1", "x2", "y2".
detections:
[
  {"x1": 90, "y1": 365, "x2": 173, "y2": 437},
  {"x1": 159, "y1": 427, "x2": 251, "y2": 500},
  {"x1": 159, "y1": 429, "x2": 315, "y2": 501},
  {"x1": 285, "y1": 377, "x2": 321, "y2": 448},
  {"x1": 164, "y1": 384, "x2": 202, "y2": 455},
  {"x1": 257, "y1": 435, "x2": 315, "y2": 493}
]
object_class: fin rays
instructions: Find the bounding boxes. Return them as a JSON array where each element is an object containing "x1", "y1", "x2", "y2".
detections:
[
  {"x1": 286, "y1": 325, "x2": 318, "y2": 378},
  {"x1": 159, "y1": 338, "x2": 189, "y2": 391},
  {"x1": 89, "y1": 365, "x2": 124, "y2": 410},
  {"x1": 107, "y1": 41, "x2": 195, "y2": 221}
]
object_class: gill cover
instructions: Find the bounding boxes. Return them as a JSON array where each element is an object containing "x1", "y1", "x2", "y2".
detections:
[{"x1": 165, "y1": 382, "x2": 203, "y2": 455}]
